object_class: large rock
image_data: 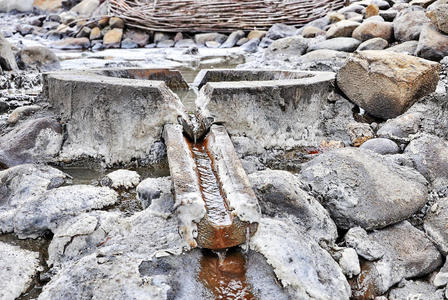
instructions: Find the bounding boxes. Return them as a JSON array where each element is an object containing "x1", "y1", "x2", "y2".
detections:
[
  {"x1": 405, "y1": 134, "x2": 448, "y2": 190},
  {"x1": 249, "y1": 169, "x2": 338, "y2": 245},
  {"x1": 359, "y1": 137, "x2": 399, "y2": 155},
  {"x1": 250, "y1": 217, "x2": 351, "y2": 300},
  {"x1": 377, "y1": 112, "x2": 422, "y2": 142},
  {"x1": 424, "y1": 197, "x2": 448, "y2": 254},
  {"x1": 427, "y1": 0, "x2": 448, "y2": 34},
  {"x1": 103, "y1": 28, "x2": 123, "y2": 49},
  {"x1": 416, "y1": 24, "x2": 448, "y2": 61},
  {"x1": 0, "y1": 0, "x2": 34, "y2": 12},
  {"x1": 300, "y1": 148, "x2": 429, "y2": 230},
  {"x1": 0, "y1": 242, "x2": 40, "y2": 300},
  {"x1": 0, "y1": 33, "x2": 18, "y2": 71},
  {"x1": 351, "y1": 221, "x2": 442, "y2": 297},
  {"x1": 16, "y1": 46, "x2": 60, "y2": 71},
  {"x1": 264, "y1": 36, "x2": 308, "y2": 61},
  {"x1": 0, "y1": 117, "x2": 63, "y2": 168},
  {"x1": 13, "y1": 185, "x2": 118, "y2": 238},
  {"x1": 296, "y1": 49, "x2": 349, "y2": 71},
  {"x1": 393, "y1": 6, "x2": 431, "y2": 42},
  {"x1": 352, "y1": 21, "x2": 393, "y2": 42},
  {"x1": 389, "y1": 280, "x2": 445, "y2": 300},
  {"x1": 265, "y1": 23, "x2": 296, "y2": 40},
  {"x1": 70, "y1": 0, "x2": 99, "y2": 16},
  {"x1": 326, "y1": 20, "x2": 361, "y2": 38},
  {"x1": 336, "y1": 50, "x2": 440, "y2": 119},
  {"x1": 307, "y1": 37, "x2": 361, "y2": 52}
]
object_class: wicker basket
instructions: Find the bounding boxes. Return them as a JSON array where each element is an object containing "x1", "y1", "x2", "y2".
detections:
[{"x1": 110, "y1": 0, "x2": 346, "y2": 33}]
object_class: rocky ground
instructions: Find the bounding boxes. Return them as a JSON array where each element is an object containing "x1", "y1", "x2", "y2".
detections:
[{"x1": 1, "y1": 0, "x2": 448, "y2": 299}]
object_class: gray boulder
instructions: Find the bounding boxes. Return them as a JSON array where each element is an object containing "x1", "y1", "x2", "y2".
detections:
[
  {"x1": 16, "y1": 46, "x2": 60, "y2": 70},
  {"x1": 249, "y1": 169, "x2": 338, "y2": 245},
  {"x1": 405, "y1": 134, "x2": 448, "y2": 190},
  {"x1": 351, "y1": 221, "x2": 442, "y2": 297},
  {"x1": 264, "y1": 36, "x2": 308, "y2": 61},
  {"x1": 0, "y1": 117, "x2": 63, "y2": 168},
  {"x1": 307, "y1": 37, "x2": 361, "y2": 52},
  {"x1": 416, "y1": 24, "x2": 448, "y2": 61},
  {"x1": 265, "y1": 23, "x2": 297, "y2": 40},
  {"x1": 300, "y1": 148, "x2": 428, "y2": 230},
  {"x1": 393, "y1": 6, "x2": 431, "y2": 42},
  {"x1": 0, "y1": 242, "x2": 40, "y2": 300},
  {"x1": 240, "y1": 38, "x2": 260, "y2": 53},
  {"x1": 0, "y1": 33, "x2": 18, "y2": 71},
  {"x1": 359, "y1": 138, "x2": 399, "y2": 154},
  {"x1": 377, "y1": 112, "x2": 422, "y2": 142},
  {"x1": 389, "y1": 280, "x2": 445, "y2": 300},
  {"x1": 250, "y1": 217, "x2": 351, "y2": 300},
  {"x1": 13, "y1": 185, "x2": 118, "y2": 238},
  {"x1": 357, "y1": 37, "x2": 388, "y2": 51},
  {"x1": 221, "y1": 30, "x2": 245, "y2": 48},
  {"x1": 424, "y1": 197, "x2": 448, "y2": 254}
]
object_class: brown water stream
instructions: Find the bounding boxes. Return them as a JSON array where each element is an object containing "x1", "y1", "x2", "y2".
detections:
[{"x1": 199, "y1": 249, "x2": 256, "y2": 300}]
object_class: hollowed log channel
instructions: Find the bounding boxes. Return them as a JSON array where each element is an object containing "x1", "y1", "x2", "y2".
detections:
[
  {"x1": 187, "y1": 137, "x2": 254, "y2": 250},
  {"x1": 164, "y1": 124, "x2": 258, "y2": 250}
]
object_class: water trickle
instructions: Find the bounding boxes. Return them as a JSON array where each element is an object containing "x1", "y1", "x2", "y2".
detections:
[
  {"x1": 189, "y1": 139, "x2": 232, "y2": 226},
  {"x1": 199, "y1": 249, "x2": 257, "y2": 300}
]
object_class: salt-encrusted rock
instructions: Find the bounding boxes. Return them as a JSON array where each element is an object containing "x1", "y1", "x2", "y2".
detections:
[
  {"x1": 352, "y1": 21, "x2": 394, "y2": 42},
  {"x1": 0, "y1": 0, "x2": 33, "y2": 12},
  {"x1": 300, "y1": 148, "x2": 428, "y2": 230},
  {"x1": 105, "y1": 169, "x2": 140, "y2": 189},
  {"x1": 326, "y1": 20, "x2": 361, "y2": 38},
  {"x1": 335, "y1": 247, "x2": 361, "y2": 278},
  {"x1": 393, "y1": 6, "x2": 431, "y2": 42},
  {"x1": 249, "y1": 169, "x2": 338, "y2": 245},
  {"x1": 13, "y1": 185, "x2": 118, "y2": 238},
  {"x1": 7, "y1": 105, "x2": 42, "y2": 124},
  {"x1": 434, "y1": 260, "x2": 448, "y2": 287},
  {"x1": 424, "y1": 197, "x2": 448, "y2": 254},
  {"x1": 416, "y1": 24, "x2": 448, "y2": 61},
  {"x1": 265, "y1": 23, "x2": 296, "y2": 40},
  {"x1": 351, "y1": 221, "x2": 442, "y2": 297},
  {"x1": 70, "y1": 0, "x2": 99, "y2": 16},
  {"x1": 17, "y1": 46, "x2": 60, "y2": 71},
  {"x1": 386, "y1": 40, "x2": 419, "y2": 55},
  {"x1": 175, "y1": 39, "x2": 196, "y2": 48},
  {"x1": 221, "y1": 30, "x2": 245, "y2": 48},
  {"x1": 264, "y1": 36, "x2": 308, "y2": 61},
  {"x1": 336, "y1": 50, "x2": 440, "y2": 119},
  {"x1": 377, "y1": 113, "x2": 422, "y2": 143},
  {"x1": 360, "y1": 138, "x2": 400, "y2": 155},
  {"x1": 136, "y1": 177, "x2": 173, "y2": 217},
  {"x1": 0, "y1": 33, "x2": 18, "y2": 71},
  {"x1": 389, "y1": 280, "x2": 445, "y2": 300},
  {"x1": 405, "y1": 134, "x2": 448, "y2": 190},
  {"x1": 158, "y1": 39, "x2": 175, "y2": 48},
  {"x1": 427, "y1": 0, "x2": 448, "y2": 34},
  {"x1": 103, "y1": 28, "x2": 123, "y2": 49},
  {"x1": 307, "y1": 37, "x2": 361, "y2": 52},
  {"x1": 0, "y1": 117, "x2": 63, "y2": 168},
  {"x1": 52, "y1": 37, "x2": 90, "y2": 50},
  {"x1": 250, "y1": 217, "x2": 351, "y2": 300},
  {"x1": 0, "y1": 242, "x2": 40, "y2": 300},
  {"x1": 344, "y1": 227, "x2": 385, "y2": 261},
  {"x1": 357, "y1": 37, "x2": 388, "y2": 50},
  {"x1": 40, "y1": 209, "x2": 188, "y2": 299}
]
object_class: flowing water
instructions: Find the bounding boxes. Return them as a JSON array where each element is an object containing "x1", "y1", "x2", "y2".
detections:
[{"x1": 199, "y1": 248, "x2": 257, "y2": 300}]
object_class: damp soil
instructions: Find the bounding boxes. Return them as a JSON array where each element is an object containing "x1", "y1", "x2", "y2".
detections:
[{"x1": 198, "y1": 248, "x2": 257, "y2": 300}]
